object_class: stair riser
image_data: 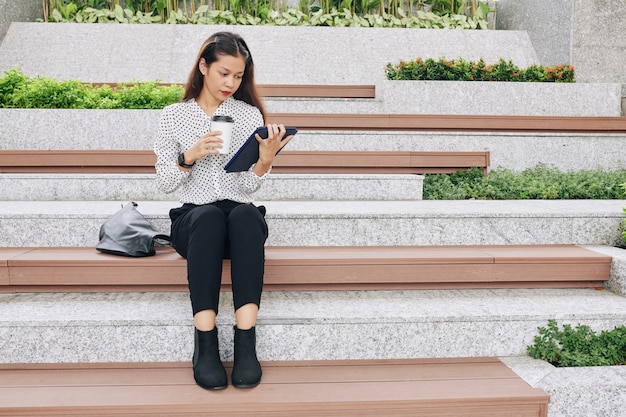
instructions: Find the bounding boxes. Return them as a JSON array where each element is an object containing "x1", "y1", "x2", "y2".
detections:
[
  {"x1": 2, "y1": 315, "x2": 625, "y2": 364},
  {"x1": 0, "y1": 211, "x2": 622, "y2": 247},
  {"x1": 0, "y1": 174, "x2": 423, "y2": 201},
  {"x1": 3, "y1": 109, "x2": 625, "y2": 172},
  {"x1": 379, "y1": 81, "x2": 622, "y2": 117}
]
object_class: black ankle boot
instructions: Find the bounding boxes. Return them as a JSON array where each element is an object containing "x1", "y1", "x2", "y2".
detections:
[
  {"x1": 192, "y1": 327, "x2": 227, "y2": 390},
  {"x1": 231, "y1": 326, "x2": 262, "y2": 388}
]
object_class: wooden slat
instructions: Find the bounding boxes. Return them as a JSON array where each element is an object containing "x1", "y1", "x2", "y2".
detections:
[
  {"x1": 88, "y1": 83, "x2": 376, "y2": 99},
  {"x1": 0, "y1": 358, "x2": 516, "y2": 385},
  {"x1": 0, "y1": 245, "x2": 612, "y2": 291},
  {"x1": 493, "y1": 263, "x2": 611, "y2": 282},
  {"x1": 266, "y1": 113, "x2": 626, "y2": 133},
  {"x1": 410, "y1": 151, "x2": 490, "y2": 168},
  {"x1": 0, "y1": 280, "x2": 603, "y2": 294},
  {"x1": 0, "y1": 150, "x2": 490, "y2": 175},
  {"x1": 257, "y1": 84, "x2": 375, "y2": 98},
  {"x1": 274, "y1": 151, "x2": 414, "y2": 167},
  {"x1": 0, "y1": 150, "x2": 153, "y2": 169},
  {"x1": 0, "y1": 248, "x2": 32, "y2": 285},
  {"x1": 480, "y1": 244, "x2": 611, "y2": 263},
  {"x1": 0, "y1": 359, "x2": 549, "y2": 417}
]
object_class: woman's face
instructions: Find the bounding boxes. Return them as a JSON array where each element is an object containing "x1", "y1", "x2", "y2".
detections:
[{"x1": 200, "y1": 53, "x2": 247, "y2": 106}]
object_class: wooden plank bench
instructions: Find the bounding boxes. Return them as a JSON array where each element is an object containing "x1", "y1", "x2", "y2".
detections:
[
  {"x1": 0, "y1": 150, "x2": 491, "y2": 175},
  {"x1": 266, "y1": 113, "x2": 626, "y2": 133},
  {"x1": 258, "y1": 84, "x2": 375, "y2": 98},
  {"x1": 0, "y1": 245, "x2": 611, "y2": 293},
  {"x1": 0, "y1": 358, "x2": 549, "y2": 417}
]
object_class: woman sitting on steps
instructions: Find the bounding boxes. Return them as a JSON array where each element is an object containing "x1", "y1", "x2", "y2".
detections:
[{"x1": 154, "y1": 31, "x2": 294, "y2": 390}]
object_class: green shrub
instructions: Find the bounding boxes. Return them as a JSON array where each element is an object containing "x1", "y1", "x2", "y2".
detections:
[
  {"x1": 622, "y1": 201, "x2": 626, "y2": 244},
  {"x1": 527, "y1": 320, "x2": 626, "y2": 367},
  {"x1": 385, "y1": 57, "x2": 576, "y2": 82},
  {"x1": 10, "y1": 77, "x2": 92, "y2": 109},
  {"x1": 421, "y1": 167, "x2": 484, "y2": 199},
  {"x1": 0, "y1": 69, "x2": 183, "y2": 109},
  {"x1": 423, "y1": 164, "x2": 626, "y2": 200},
  {"x1": 0, "y1": 68, "x2": 29, "y2": 107},
  {"x1": 41, "y1": 0, "x2": 493, "y2": 29},
  {"x1": 114, "y1": 81, "x2": 183, "y2": 109}
]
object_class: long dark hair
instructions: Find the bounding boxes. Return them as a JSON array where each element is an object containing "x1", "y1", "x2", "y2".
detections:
[{"x1": 183, "y1": 32, "x2": 266, "y2": 120}]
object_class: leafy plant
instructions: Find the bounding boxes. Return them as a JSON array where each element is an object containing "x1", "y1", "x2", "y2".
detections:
[
  {"x1": 422, "y1": 164, "x2": 626, "y2": 200},
  {"x1": 0, "y1": 68, "x2": 29, "y2": 107},
  {"x1": 622, "y1": 200, "x2": 626, "y2": 244},
  {"x1": 385, "y1": 57, "x2": 576, "y2": 82},
  {"x1": 527, "y1": 320, "x2": 626, "y2": 367},
  {"x1": 40, "y1": 0, "x2": 493, "y2": 29},
  {"x1": 0, "y1": 69, "x2": 182, "y2": 109}
]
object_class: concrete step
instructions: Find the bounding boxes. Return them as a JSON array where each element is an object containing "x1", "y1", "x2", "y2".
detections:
[
  {"x1": 264, "y1": 97, "x2": 384, "y2": 114},
  {"x1": 2, "y1": 109, "x2": 625, "y2": 171},
  {"x1": 0, "y1": 23, "x2": 539, "y2": 85},
  {"x1": 0, "y1": 173, "x2": 422, "y2": 201},
  {"x1": 1, "y1": 287, "x2": 625, "y2": 364},
  {"x1": 262, "y1": 81, "x2": 622, "y2": 117},
  {"x1": 266, "y1": 83, "x2": 622, "y2": 116},
  {"x1": 0, "y1": 200, "x2": 623, "y2": 247}
]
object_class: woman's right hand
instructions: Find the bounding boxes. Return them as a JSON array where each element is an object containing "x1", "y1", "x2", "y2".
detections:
[{"x1": 185, "y1": 131, "x2": 224, "y2": 163}]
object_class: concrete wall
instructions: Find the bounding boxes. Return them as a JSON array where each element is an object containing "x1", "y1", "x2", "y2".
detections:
[
  {"x1": 497, "y1": 0, "x2": 626, "y2": 114},
  {"x1": 571, "y1": 0, "x2": 626, "y2": 84},
  {"x1": 496, "y1": 0, "x2": 626, "y2": 82},
  {"x1": 495, "y1": 0, "x2": 574, "y2": 67},
  {"x1": 572, "y1": 0, "x2": 626, "y2": 115},
  {"x1": 0, "y1": 0, "x2": 42, "y2": 45}
]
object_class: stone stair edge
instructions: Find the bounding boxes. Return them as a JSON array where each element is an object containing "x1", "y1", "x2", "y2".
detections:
[
  {"x1": 0, "y1": 200, "x2": 623, "y2": 247},
  {"x1": 1, "y1": 288, "x2": 626, "y2": 363},
  {"x1": 0, "y1": 173, "x2": 425, "y2": 202},
  {"x1": 0, "y1": 199, "x2": 624, "y2": 217},
  {"x1": 2, "y1": 288, "x2": 625, "y2": 328}
]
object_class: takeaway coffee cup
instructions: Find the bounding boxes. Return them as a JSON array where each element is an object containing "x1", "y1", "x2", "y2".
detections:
[{"x1": 210, "y1": 115, "x2": 234, "y2": 154}]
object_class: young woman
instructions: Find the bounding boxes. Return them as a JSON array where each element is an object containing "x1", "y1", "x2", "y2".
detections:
[{"x1": 154, "y1": 32, "x2": 293, "y2": 390}]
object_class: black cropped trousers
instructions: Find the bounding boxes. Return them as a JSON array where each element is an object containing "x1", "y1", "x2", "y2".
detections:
[{"x1": 169, "y1": 200, "x2": 268, "y2": 316}]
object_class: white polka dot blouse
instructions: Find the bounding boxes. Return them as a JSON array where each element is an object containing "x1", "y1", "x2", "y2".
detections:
[{"x1": 154, "y1": 97, "x2": 269, "y2": 205}]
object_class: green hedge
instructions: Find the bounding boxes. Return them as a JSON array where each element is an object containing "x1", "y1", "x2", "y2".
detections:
[
  {"x1": 385, "y1": 57, "x2": 576, "y2": 82},
  {"x1": 423, "y1": 165, "x2": 626, "y2": 200},
  {"x1": 0, "y1": 69, "x2": 182, "y2": 109}
]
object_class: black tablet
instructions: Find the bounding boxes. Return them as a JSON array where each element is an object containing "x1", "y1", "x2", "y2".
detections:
[{"x1": 224, "y1": 126, "x2": 297, "y2": 173}]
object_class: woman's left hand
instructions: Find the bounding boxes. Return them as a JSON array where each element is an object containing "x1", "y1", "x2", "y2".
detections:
[{"x1": 253, "y1": 123, "x2": 294, "y2": 176}]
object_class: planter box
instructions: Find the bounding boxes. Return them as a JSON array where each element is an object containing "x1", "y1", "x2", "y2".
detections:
[{"x1": 380, "y1": 80, "x2": 623, "y2": 117}]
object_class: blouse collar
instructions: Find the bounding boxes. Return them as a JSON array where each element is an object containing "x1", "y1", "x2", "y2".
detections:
[{"x1": 192, "y1": 96, "x2": 234, "y2": 118}]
